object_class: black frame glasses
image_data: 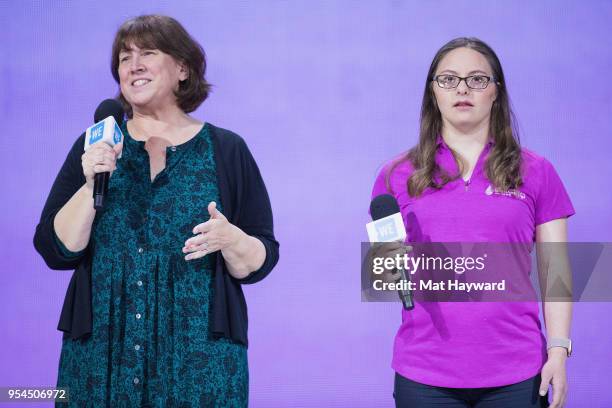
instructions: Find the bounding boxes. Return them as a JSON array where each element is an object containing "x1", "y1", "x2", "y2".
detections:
[{"x1": 432, "y1": 74, "x2": 497, "y2": 90}]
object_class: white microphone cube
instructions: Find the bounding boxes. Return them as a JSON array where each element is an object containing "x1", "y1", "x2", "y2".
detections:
[
  {"x1": 84, "y1": 116, "x2": 124, "y2": 157},
  {"x1": 366, "y1": 213, "x2": 407, "y2": 243}
]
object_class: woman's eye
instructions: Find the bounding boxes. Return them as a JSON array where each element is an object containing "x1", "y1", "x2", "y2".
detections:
[{"x1": 472, "y1": 76, "x2": 485, "y2": 83}]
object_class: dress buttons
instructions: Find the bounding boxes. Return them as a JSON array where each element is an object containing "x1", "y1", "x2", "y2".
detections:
[
  {"x1": 133, "y1": 377, "x2": 139, "y2": 385},
  {"x1": 138, "y1": 247, "x2": 144, "y2": 254},
  {"x1": 137, "y1": 280, "x2": 143, "y2": 287},
  {"x1": 135, "y1": 344, "x2": 140, "y2": 351},
  {"x1": 136, "y1": 313, "x2": 141, "y2": 319},
  {"x1": 170, "y1": 146, "x2": 177, "y2": 152}
]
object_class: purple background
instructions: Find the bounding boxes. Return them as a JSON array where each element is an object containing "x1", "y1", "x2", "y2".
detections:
[{"x1": 2, "y1": 1, "x2": 611, "y2": 407}]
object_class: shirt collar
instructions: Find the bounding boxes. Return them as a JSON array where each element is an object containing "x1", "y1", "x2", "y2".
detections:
[
  {"x1": 435, "y1": 134, "x2": 495, "y2": 179},
  {"x1": 436, "y1": 134, "x2": 495, "y2": 150}
]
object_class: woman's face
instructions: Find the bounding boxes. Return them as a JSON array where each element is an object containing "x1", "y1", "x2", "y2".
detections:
[
  {"x1": 432, "y1": 47, "x2": 498, "y2": 133},
  {"x1": 118, "y1": 43, "x2": 187, "y2": 113}
]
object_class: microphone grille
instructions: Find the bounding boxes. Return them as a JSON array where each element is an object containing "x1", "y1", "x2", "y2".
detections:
[
  {"x1": 94, "y1": 99, "x2": 125, "y2": 125},
  {"x1": 370, "y1": 194, "x2": 400, "y2": 221}
]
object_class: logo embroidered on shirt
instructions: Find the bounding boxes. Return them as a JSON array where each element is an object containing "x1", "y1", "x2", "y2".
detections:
[{"x1": 485, "y1": 184, "x2": 526, "y2": 200}]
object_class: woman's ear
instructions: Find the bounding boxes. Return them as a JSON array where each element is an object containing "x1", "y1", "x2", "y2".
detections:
[{"x1": 178, "y1": 63, "x2": 188, "y2": 82}]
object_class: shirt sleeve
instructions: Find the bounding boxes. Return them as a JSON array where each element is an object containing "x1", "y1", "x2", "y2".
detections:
[
  {"x1": 369, "y1": 159, "x2": 409, "y2": 212},
  {"x1": 534, "y1": 158, "x2": 576, "y2": 226},
  {"x1": 33, "y1": 133, "x2": 90, "y2": 269},
  {"x1": 53, "y1": 228, "x2": 86, "y2": 259},
  {"x1": 232, "y1": 136, "x2": 279, "y2": 285}
]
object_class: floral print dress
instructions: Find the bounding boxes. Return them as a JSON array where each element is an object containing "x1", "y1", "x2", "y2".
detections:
[{"x1": 56, "y1": 123, "x2": 248, "y2": 407}]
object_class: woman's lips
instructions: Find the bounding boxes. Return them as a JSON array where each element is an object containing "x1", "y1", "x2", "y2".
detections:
[
  {"x1": 454, "y1": 102, "x2": 473, "y2": 110},
  {"x1": 131, "y1": 79, "x2": 151, "y2": 87}
]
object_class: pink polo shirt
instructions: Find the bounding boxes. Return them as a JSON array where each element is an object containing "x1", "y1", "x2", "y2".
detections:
[{"x1": 371, "y1": 137, "x2": 575, "y2": 388}]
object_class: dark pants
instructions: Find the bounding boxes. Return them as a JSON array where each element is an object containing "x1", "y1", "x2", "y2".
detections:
[{"x1": 394, "y1": 372, "x2": 550, "y2": 408}]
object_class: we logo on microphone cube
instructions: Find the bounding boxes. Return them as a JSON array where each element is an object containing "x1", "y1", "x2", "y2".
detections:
[
  {"x1": 375, "y1": 218, "x2": 397, "y2": 240},
  {"x1": 84, "y1": 116, "x2": 124, "y2": 156},
  {"x1": 88, "y1": 122, "x2": 105, "y2": 145},
  {"x1": 366, "y1": 213, "x2": 406, "y2": 243}
]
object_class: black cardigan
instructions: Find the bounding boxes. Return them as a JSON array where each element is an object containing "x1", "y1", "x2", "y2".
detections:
[{"x1": 33, "y1": 123, "x2": 279, "y2": 347}]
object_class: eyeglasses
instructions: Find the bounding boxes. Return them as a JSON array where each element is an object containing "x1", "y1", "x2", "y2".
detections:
[{"x1": 432, "y1": 74, "x2": 496, "y2": 90}]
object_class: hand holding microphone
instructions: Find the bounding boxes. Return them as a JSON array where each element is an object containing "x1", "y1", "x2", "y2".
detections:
[
  {"x1": 83, "y1": 99, "x2": 125, "y2": 209},
  {"x1": 368, "y1": 194, "x2": 415, "y2": 310},
  {"x1": 370, "y1": 241, "x2": 412, "y2": 284},
  {"x1": 81, "y1": 143, "x2": 122, "y2": 190}
]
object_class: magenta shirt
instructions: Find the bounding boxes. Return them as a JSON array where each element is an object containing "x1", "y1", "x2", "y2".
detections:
[{"x1": 371, "y1": 137, "x2": 575, "y2": 388}]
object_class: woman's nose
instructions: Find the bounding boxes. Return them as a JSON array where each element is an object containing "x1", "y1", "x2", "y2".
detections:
[
  {"x1": 129, "y1": 56, "x2": 145, "y2": 73},
  {"x1": 456, "y1": 80, "x2": 470, "y2": 95}
]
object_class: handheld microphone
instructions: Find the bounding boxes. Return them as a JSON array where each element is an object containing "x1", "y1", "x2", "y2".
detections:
[
  {"x1": 84, "y1": 99, "x2": 125, "y2": 210},
  {"x1": 367, "y1": 194, "x2": 414, "y2": 310}
]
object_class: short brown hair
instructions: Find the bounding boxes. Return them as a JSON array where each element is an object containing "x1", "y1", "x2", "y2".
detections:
[{"x1": 111, "y1": 15, "x2": 211, "y2": 117}]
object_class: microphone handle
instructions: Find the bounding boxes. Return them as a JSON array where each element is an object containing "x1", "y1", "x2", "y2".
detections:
[
  {"x1": 398, "y1": 267, "x2": 414, "y2": 310},
  {"x1": 93, "y1": 171, "x2": 110, "y2": 210}
]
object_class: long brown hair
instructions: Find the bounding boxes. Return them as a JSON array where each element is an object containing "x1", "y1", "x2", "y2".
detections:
[{"x1": 390, "y1": 37, "x2": 522, "y2": 197}]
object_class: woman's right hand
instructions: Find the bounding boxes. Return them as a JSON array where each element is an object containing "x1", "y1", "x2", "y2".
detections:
[
  {"x1": 369, "y1": 241, "x2": 412, "y2": 283},
  {"x1": 81, "y1": 143, "x2": 123, "y2": 190}
]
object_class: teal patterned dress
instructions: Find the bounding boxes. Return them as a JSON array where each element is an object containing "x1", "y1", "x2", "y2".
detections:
[{"x1": 56, "y1": 123, "x2": 248, "y2": 407}]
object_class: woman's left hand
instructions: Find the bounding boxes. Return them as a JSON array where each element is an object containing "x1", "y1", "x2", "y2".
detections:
[
  {"x1": 539, "y1": 348, "x2": 568, "y2": 408},
  {"x1": 183, "y1": 202, "x2": 240, "y2": 260}
]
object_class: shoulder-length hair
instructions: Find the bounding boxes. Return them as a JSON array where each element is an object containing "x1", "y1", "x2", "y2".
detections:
[
  {"x1": 110, "y1": 15, "x2": 211, "y2": 118},
  {"x1": 391, "y1": 37, "x2": 522, "y2": 197}
]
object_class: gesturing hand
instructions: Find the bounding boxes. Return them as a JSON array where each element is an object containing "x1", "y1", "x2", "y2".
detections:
[{"x1": 183, "y1": 202, "x2": 240, "y2": 261}]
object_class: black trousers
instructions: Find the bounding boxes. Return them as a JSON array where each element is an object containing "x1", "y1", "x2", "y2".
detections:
[{"x1": 394, "y1": 372, "x2": 550, "y2": 408}]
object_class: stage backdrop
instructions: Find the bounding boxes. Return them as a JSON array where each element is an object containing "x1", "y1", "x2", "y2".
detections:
[{"x1": 1, "y1": 1, "x2": 611, "y2": 407}]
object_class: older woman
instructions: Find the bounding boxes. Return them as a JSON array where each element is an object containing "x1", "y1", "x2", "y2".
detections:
[{"x1": 34, "y1": 15, "x2": 278, "y2": 407}]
